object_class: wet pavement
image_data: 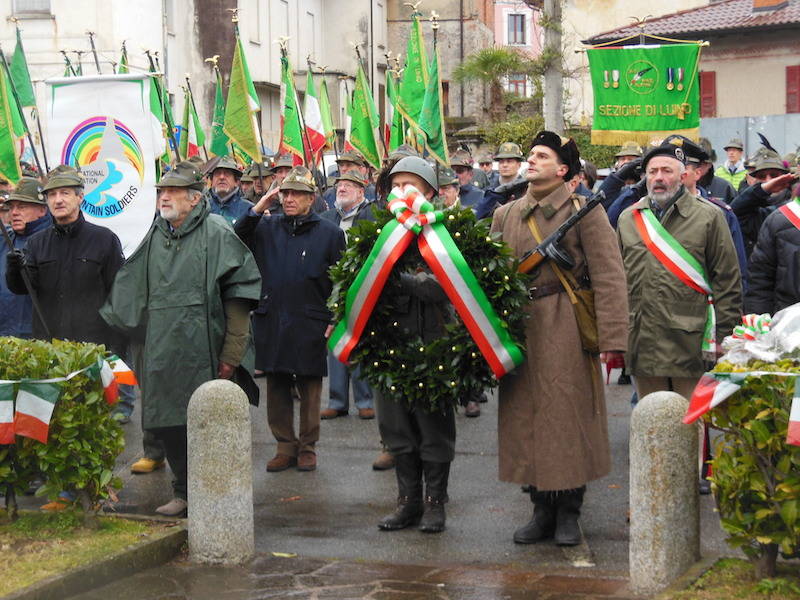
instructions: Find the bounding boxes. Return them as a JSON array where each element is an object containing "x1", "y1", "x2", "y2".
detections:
[
  {"x1": 19, "y1": 371, "x2": 731, "y2": 598},
  {"x1": 71, "y1": 553, "x2": 641, "y2": 599}
]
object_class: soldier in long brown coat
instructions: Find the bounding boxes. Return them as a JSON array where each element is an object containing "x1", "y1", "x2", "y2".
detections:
[{"x1": 491, "y1": 131, "x2": 629, "y2": 546}]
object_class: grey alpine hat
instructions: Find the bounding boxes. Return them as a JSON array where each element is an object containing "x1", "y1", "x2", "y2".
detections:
[
  {"x1": 41, "y1": 165, "x2": 84, "y2": 192},
  {"x1": 210, "y1": 155, "x2": 243, "y2": 177},
  {"x1": 389, "y1": 156, "x2": 437, "y2": 192},
  {"x1": 723, "y1": 138, "x2": 744, "y2": 151},
  {"x1": 279, "y1": 166, "x2": 317, "y2": 193}
]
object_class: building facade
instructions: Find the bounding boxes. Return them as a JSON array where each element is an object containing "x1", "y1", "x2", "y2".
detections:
[
  {"x1": 0, "y1": 0, "x2": 389, "y2": 157},
  {"x1": 493, "y1": 0, "x2": 542, "y2": 98}
]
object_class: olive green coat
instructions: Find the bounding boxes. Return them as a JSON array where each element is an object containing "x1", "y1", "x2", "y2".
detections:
[
  {"x1": 99, "y1": 200, "x2": 261, "y2": 429},
  {"x1": 491, "y1": 183, "x2": 629, "y2": 491},
  {"x1": 617, "y1": 190, "x2": 742, "y2": 378}
]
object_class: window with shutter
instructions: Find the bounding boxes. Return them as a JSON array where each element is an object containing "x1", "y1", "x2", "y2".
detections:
[
  {"x1": 699, "y1": 71, "x2": 716, "y2": 118},
  {"x1": 787, "y1": 65, "x2": 800, "y2": 113}
]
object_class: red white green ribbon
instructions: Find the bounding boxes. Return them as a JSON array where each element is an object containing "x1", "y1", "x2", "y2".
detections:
[
  {"x1": 632, "y1": 207, "x2": 716, "y2": 353},
  {"x1": 684, "y1": 370, "x2": 800, "y2": 447},
  {"x1": 328, "y1": 185, "x2": 524, "y2": 378},
  {"x1": 0, "y1": 356, "x2": 135, "y2": 444},
  {"x1": 778, "y1": 198, "x2": 800, "y2": 230}
]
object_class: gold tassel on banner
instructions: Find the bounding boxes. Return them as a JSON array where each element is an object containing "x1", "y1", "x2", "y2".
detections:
[{"x1": 590, "y1": 128, "x2": 701, "y2": 147}]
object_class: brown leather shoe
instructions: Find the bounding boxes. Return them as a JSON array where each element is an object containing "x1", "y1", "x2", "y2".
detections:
[
  {"x1": 358, "y1": 408, "x2": 375, "y2": 420},
  {"x1": 297, "y1": 451, "x2": 317, "y2": 471},
  {"x1": 266, "y1": 454, "x2": 297, "y2": 472},
  {"x1": 465, "y1": 400, "x2": 481, "y2": 417},
  {"x1": 372, "y1": 451, "x2": 395, "y2": 471},
  {"x1": 320, "y1": 408, "x2": 347, "y2": 419}
]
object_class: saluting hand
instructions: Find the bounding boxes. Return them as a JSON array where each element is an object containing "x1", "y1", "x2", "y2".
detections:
[
  {"x1": 253, "y1": 187, "x2": 279, "y2": 215},
  {"x1": 762, "y1": 172, "x2": 798, "y2": 195}
]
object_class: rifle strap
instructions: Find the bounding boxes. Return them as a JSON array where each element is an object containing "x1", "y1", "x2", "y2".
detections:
[{"x1": 525, "y1": 204, "x2": 580, "y2": 304}]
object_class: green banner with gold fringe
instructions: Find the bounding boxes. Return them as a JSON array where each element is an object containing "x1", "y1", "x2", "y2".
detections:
[{"x1": 587, "y1": 43, "x2": 702, "y2": 146}]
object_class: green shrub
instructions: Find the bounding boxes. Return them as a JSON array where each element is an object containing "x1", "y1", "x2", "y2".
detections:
[
  {"x1": 0, "y1": 338, "x2": 124, "y2": 522},
  {"x1": 706, "y1": 359, "x2": 800, "y2": 578}
]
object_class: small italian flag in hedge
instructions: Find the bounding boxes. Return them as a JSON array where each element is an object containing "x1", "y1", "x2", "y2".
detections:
[
  {"x1": 0, "y1": 383, "x2": 14, "y2": 444},
  {"x1": 788, "y1": 379, "x2": 800, "y2": 447},
  {"x1": 99, "y1": 356, "x2": 137, "y2": 404},
  {"x1": 14, "y1": 381, "x2": 60, "y2": 444}
]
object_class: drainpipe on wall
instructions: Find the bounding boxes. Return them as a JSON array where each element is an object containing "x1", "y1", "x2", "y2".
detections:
[{"x1": 459, "y1": 0, "x2": 464, "y2": 116}]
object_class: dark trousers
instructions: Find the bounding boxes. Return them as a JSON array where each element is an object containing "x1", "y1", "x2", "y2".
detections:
[
  {"x1": 266, "y1": 374, "x2": 322, "y2": 456},
  {"x1": 143, "y1": 429, "x2": 166, "y2": 461},
  {"x1": 376, "y1": 391, "x2": 456, "y2": 462},
  {"x1": 150, "y1": 425, "x2": 187, "y2": 500}
]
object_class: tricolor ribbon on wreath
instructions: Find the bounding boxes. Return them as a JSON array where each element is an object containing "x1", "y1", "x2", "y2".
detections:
[
  {"x1": 0, "y1": 356, "x2": 136, "y2": 445},
  {"x1": 328, "y1": 185, "x2": 524, "y2": 378},
  {"x1": 682, "y1": 314, "x2": 799, "y2": 447}
]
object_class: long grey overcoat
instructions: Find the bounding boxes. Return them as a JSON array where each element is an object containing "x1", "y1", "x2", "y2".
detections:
[{"x1": 491, "y1": 183, "x2": 629, "y2": 491}]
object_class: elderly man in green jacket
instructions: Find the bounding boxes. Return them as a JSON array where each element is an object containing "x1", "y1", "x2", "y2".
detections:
[{"x1": 100, "y1": 161, "x2": 261, "y2": 516}]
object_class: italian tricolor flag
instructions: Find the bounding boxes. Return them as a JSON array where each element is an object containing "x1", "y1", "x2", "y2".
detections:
[
  {"x1": 0, "y1": 383, "x2": 14, "y2": 444},
  {"x1": 14, "y1": 381, "x2": 60, "y2": 444},
  {"x1": 683, "y1": 373, "x2": 746, "y2": 424},
  {"x1": 100, "y1": 357, "x2": 137, "y2": 405},
  {"x1": 788, "y1": 379, "x2": 800, "y2": 447}
]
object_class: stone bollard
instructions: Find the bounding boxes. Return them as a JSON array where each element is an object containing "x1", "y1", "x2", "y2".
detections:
[
  {"x1": 187, "y1": 379, "x2": 254, "y2": 564},
  {"x1": 629, "y1": 391, "x2": 700, "y2": 595}
]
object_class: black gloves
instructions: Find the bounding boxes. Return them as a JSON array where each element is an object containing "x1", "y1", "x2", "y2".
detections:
[
  {"x1": 615, "y1": 158, "x2": 643, "y2": 183},
  {"x1": 6, "y1": 248, "x2": 24, "y2": 271}
]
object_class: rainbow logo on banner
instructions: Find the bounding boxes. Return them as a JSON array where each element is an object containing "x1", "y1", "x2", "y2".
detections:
[
  {"x1": 59, "y1": 116, "x2": 146, "y2": 219},
  {"x1": 61, "y1": 117, "x2": 144, "y2": 180}
]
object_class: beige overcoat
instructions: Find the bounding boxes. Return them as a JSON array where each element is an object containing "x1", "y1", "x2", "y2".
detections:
[{"x1": 491, "y1": 183, "x2": 629, "y2": 491}]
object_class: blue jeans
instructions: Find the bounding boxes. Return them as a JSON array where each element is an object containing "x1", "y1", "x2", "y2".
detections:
[{"x1": 327, "y1": 352, "x2": 373, "y2": 411}]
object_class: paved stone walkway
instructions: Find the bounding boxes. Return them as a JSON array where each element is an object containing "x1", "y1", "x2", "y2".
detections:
[{"x1": 71, "y1": 553, "x2": 642, "y2": 600}]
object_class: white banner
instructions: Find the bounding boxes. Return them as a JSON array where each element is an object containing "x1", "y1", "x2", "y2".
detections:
[{"x1": 46, "y1": 74, "x2": 159, "y2": 257}]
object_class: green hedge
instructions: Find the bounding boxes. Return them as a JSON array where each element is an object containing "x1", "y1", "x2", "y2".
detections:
[{"x1": 0, "y1": 338, "x2": 124, "y2": 518}]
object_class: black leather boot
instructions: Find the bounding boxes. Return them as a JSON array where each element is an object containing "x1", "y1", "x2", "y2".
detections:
[
  {"x1": 419, "y1": 461, "x2": 450, "y2": 533},
  {"x1": 513, "y1": 487, "x2": 556, "y2": 544},
  {"x1": 554, "y1": 486, "x2": 585, "y2": 546},
  {"x1": 378, "y1": 453, "x2": 424, "y2": 530}
]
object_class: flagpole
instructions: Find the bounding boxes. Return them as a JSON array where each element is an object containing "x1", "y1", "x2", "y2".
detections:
[
  {"x1": 12, "y1": 23, "x2": 50, "y2": 172},
  {"x1": 0, "y1": 45, "x2": 43, "y2": 175},
  {"x1": 144, "y1": 50, "x2": 179, "y2": 164},
  {"x1": 431, "y1": 15, "x2": 440, "y2": 189},
  {"x1": 59, "y1": 50, "x2": 76, "y2": 76},
  {"x1": 306, "y1": 57, "x2": 327, "y2": 191},
  {"x1": 354, "y1": 44, "x2": 388, "y2": 158},
  {"x1": 184, "y1": 75, "x2": 209, "y2": 161},
  {"x1": 86, "y1": 31, "x2": 101, "y2": 74},
  {"x1": 284, "y1": 46, "x2": 316, "y2": 171},
  {"x1": 73, "y1": 50, "x2": 84, "y2": 76}
]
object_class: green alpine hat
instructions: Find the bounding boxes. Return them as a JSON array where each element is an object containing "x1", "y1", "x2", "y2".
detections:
[
  {"x1": 477, "y1": 154, "x2": 494, "y2": 165},
  {"x1": 335, "y1": 170, "x2": 368, "y2": 188},
  {"x1": 273, "y1": 154, "x2": 295, "y2": 169},
  {"x1": 8, "y1": 177, "x2": 46, "y2": 205},
  {"x1": 437, "y1": 167, "x2": 459, "y2": 187},
  {"x1": 723, "y1": 138, "x2": 744, "y2": 151},
  {"x1": 494, "y1": 142, "x2": 524, "y2": 160},
  {"x1": 614, "y1": 141, "x2": 643, "y2": 158},
  {"x1": 337, "y1": 150, "x2": 366, "y2": 166},
  {"x1": 41, "y1": 165, "x2": 84, "y2": 192},
  {"x1": 210, "y1": 155, "x2": 243, "y2": 177},
  {"x1": 156, "y1": 160, "x2": 206, "y2": 191},
  {"x1": 449, "y1": 151, "x2": 473, "y2": 169},
  {"x1": 279, "y1": 166, "x2": 317, "y2": 193},
  {"x1": 751, "y1": 150, "x2": 789, "y2": 176},
  {"x1": 387, "y1": 144, "x2": 420, "y2": 162},
  {"x1": 244, "y1": 160, "x2": 274, "y2": 179}
]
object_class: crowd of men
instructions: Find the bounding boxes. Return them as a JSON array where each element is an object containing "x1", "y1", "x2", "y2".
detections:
[{"x1": 1, "y1": 128, "x2": 797, "y2": 544}]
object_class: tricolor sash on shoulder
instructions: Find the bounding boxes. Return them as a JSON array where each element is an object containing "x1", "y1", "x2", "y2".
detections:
[
  {"x1": 632, "y1": 207, "x2": 716, "y2": 354},
  {"x1": 778, "y1": 198, "x2": 800, "y2": 230}
]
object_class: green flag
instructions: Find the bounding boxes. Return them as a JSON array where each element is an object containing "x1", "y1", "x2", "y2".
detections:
[
  {"x1": 10, "y1": 27, "x2": 35, "y2": 108},
  {"x1": 63, "y1": 61, "x2": 71, "y2": 77},
  {"x1": 386, "y1": 72, "x2": 403, "y2": 151},
  {"x1": 418, "y1": 44, "x2": 449, "y2": 167},
  {"x1": 318, "y1": 77, "x2": 335, "y2": 148},
  {"x1": 396, "y1": 14, "x2": 429, "y2": 136},
  {"x1": 210, "y1": 68, "x2": 229, "y2": 157},
  {"x1": 349, "y1": 61, "x2": 382, "y2": 170},
  {"x1": 224, "y1": 34, "x2": 261, "y2": 163},
  {"x1": 586, "y1": 43, "x2": 702, "y2": 146},
  {"x1": 0, "y1": 67, "x2": 22, "y2": 185},
  {"x1": 179, "y1": 87, "x2": 206, "y2": 159},
  {"x1": 278, "y1": 50, "x2": 305, "y2": 163},
  {"x1": 117, "y1": 44, "x2": 128, "y2": 74}
]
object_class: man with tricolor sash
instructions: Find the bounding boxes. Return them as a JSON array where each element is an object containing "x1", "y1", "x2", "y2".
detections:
[
  {"x1": 491, "y1": 131, "x2": 629, "y2": 547},
  {"x1": 618, "y1": 141, "x2": 742, "y2": 400}
]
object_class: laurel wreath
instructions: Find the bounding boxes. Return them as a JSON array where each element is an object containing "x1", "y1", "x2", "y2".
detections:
[{"x1": 328, "y1": 207, "x2": 528, "y2": 412}]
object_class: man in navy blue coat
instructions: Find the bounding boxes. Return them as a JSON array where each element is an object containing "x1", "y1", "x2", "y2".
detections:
[{"x1": 236, "y1": 166, "x2": 346, "y2": 473}]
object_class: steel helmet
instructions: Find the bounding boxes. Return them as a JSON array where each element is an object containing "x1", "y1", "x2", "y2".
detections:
[{"x1": 389, "y1": 156, "x2": 437, "y2": 193}]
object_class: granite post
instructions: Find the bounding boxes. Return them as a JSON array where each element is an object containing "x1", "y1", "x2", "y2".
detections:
[
  {"x1": 629, "y1": 391, "x2": 700, "y2": 595},
  {"x1": 187, "y1": 379, "x2": 254, "y2": 564}
]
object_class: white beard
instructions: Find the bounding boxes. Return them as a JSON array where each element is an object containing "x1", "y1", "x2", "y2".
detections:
[{"x1": 160, "y1": 207, "x2": 179, "y2": 222}]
